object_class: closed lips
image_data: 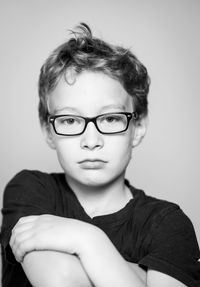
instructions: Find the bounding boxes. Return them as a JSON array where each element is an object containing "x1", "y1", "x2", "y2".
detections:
[{"x1": 78, "y1": 159, "x2": 107, "y2": 163}]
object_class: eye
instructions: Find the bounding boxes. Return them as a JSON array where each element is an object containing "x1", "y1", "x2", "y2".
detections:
[
  {"x1": 63, "y1": 118, "x2": 75, "y2": 125},
  {"x1": 58, "y1": 116, "x2": 82, "y2": 125},
  {"x1": 101, "y1": 114, "x2": 123, "y2": 123}
]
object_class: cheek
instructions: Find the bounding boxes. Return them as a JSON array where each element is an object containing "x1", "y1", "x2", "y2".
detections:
[
  {"x1": 109, "y1": 134, "x2": 133, "y2": 162},
  {"x1": 54, "y1": 139, "x2": 78, "y2": 167},
  {"x1": 120, "y1": 140, "x2": 133, "y2": 162}
]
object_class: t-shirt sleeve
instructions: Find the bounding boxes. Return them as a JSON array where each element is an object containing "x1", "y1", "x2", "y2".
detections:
[
  {"x1": 139, "y1": 207, "x2": 200, "y2": 287},
  {"x1": 0, "y1": 170, "x2": 56, "y2": 264}
]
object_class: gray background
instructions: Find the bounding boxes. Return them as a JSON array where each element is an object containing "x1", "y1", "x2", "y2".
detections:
[{"x1": 1, "y1": 0, "x2": 200, "y2": 282}]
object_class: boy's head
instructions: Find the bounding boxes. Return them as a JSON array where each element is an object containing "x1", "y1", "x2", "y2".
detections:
[
  {"x1": 38, "y1": 23, "x2": 150, "y2": 188},
  {"x1": 38, "y1": 23, "x2": 150, "y2": 126}
]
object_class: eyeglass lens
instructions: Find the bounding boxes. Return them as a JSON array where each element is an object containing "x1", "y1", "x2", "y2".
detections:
[{"x1": 53, "y1": 113, "x2": 130, "y2": 135}]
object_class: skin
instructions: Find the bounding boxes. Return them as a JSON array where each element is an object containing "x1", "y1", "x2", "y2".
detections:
[
  {"x1": 10, "y1": 71, "x2": 186, "y2": 287},
  {"x1": 45, "y1": 71, "x2": 146, "y2": 216}
]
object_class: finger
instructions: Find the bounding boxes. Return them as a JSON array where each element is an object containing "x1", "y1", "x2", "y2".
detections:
[
  {"x1": 10, "y1": 222, "x2": 34, "y2": 246},
  {"x1": 17, "y1": 215, "x2": 39, "y2": 225},
  {"x1": 10, "y1": 230, "x2": 35, "y2": 262},
  {"x1": 10, "y1": 227, "x2": 32, "y2": 249},
  {"x1": 13, "y1": 239, "x2": 34, "y2": 263},
  {"x1": 10, "y1": 215, "x2": 39, "y2": 242},
  {"x1": 12, "y1": 220, "x2": 35, "y2": 234}
]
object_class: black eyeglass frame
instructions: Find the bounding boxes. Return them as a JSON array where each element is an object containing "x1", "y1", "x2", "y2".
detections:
[{"x1": 48, "y1": 112, "x2": 138, "y2": 136}]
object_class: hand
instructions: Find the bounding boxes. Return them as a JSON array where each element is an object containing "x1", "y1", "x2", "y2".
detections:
[{"x1": 10, "y1": 214, "x2": 95, "y2": 263}]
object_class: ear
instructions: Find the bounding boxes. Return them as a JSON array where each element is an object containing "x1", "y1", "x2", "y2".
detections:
[
  {"x1": 42, "y1": 124, "x2": 56, "y2": 150},
  {"x1": 132, "y1": 116, "x2": 148, "y2": 148}
]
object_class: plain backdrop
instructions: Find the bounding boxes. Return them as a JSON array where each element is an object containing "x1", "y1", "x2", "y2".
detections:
[{"x1": 0, "y1": 0, "x2": 200, "y2": 282}]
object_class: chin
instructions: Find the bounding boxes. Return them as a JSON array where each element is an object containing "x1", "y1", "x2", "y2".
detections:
[
  {"x1": 75, "y1": 170, "x2": 124, "y2": 188},
  {"x1": 64, "y1": 165, "x2": 126, "y2": 188},
  {"x1": 79, "y1": 176, "x2": 111, "y2": 187}
]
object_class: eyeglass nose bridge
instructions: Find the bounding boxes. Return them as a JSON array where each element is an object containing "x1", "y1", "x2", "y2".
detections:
[{"x1": 81, "y1": 116, "x2": 102, "y2": 134}]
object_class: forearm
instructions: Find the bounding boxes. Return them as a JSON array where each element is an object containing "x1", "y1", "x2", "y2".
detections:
[
  {"x1": 128, "y1": 262, "x2": 147, "y2": 283},
  {"x1": 79, "y1": 228, "x2": 147, "y2": 287},
  {"x1": 10, "y1": 215, "x2": 147, "y2": 286},
  {"x1": 22, "y1": 250, "x2": 145, "y2": 287},
  {"x1": 22, "y1": 251, "x2": 94, "y2": 287}
]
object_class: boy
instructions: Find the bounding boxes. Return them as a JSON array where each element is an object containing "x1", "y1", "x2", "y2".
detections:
[{"x1": 1, "y1": 23, "x2": 200, "y2": 287}]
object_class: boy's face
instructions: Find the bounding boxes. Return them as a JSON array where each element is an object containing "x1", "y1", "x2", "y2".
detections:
[{"x1": 45, "y1": 71, "x2": 146, "y2": 188}]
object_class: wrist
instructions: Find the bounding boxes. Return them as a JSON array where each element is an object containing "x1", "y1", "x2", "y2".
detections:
[{"x1": 76, "y1": 222, "x2": 103, "y2": 257}]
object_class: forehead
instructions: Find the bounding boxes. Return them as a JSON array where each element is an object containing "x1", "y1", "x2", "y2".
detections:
[{"x1": 48, "y1": 71, "x2": 133, "y2": 115}]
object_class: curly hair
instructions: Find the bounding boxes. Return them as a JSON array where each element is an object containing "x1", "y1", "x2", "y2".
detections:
[{"x1": 38, "y1": 23, "x2": 150, "y2": 125}]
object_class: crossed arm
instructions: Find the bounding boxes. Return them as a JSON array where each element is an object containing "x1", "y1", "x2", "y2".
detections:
[{"x1": 10, "y1": 215, "x2": 187, "y2": 287}]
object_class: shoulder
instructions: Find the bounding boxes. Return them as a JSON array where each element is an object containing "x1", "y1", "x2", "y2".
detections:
[
  {"x1": 140, "y1": 202, "x2": 200, "y2": 286},
  {"x1": 3, "y1": 169, "x2": 65, "y2": 210},
  {"x1": 7, "y1": 169, "x2": 55, "y2": 184},
  {"x1": 129, "y1": 183, "x2": 180, "y2": 225},
  {"x1": 129, "y1": 184, "x2": 199, "y2": 248},
  {"x1": 1, "y1": 170, "x2": 66, "y2": 244},
  {"x1": 5, "y1": 169, "x2": 62, "y2": 191},
  {"x1": 130, "y1": 187, "x2": 200, "y2": 286},
  {"x1": 135, "y1": 188, "x2": 195, "y2": 235}
]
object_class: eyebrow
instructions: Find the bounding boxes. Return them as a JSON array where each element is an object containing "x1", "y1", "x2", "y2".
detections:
[
  {"x1": 52, "y1": 105, "x2": 127, "y2": 115},
  {"x1": 53, "y1": 107, "x2": 81, "y2": 114},
  {"x1": 100, "y1": 105, "x2": 126, "y2": 112}
]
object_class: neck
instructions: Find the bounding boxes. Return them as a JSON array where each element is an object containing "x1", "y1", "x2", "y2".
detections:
[{"x1": 65, "y1": 173, "x2": 133, "y2": 218}]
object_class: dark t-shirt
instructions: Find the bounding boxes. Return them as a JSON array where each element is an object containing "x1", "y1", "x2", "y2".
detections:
[{"x1": 1, "y1": 170, "x2": 200, "y2": 287}]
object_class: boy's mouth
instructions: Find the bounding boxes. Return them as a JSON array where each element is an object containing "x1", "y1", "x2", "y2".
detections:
[{"x1": 78, "y1": 159, "x2": 107, "y2": 169}]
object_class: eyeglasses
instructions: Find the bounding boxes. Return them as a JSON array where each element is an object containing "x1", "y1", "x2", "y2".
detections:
[{"x1": 48, "y1": 112, "x2": 138, "y2": 136}]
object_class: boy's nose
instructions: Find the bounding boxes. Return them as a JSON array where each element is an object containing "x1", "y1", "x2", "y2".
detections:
[{"x1": 80, "y1": 122, "x2": 104, "y2": 150}]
